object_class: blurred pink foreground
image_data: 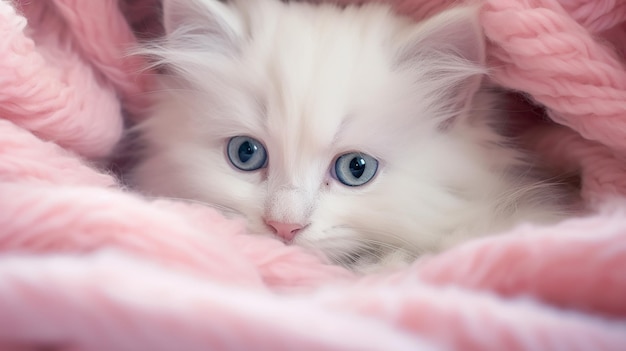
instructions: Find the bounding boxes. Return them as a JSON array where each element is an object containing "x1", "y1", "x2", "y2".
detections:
[{"x1": 1, "y1": 0, "x2": 625, "y2": 350}]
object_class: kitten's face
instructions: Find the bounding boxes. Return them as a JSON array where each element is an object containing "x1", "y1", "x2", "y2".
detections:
[{"x1": 133, "y1": 0, "x2": 487, "y2": 265}]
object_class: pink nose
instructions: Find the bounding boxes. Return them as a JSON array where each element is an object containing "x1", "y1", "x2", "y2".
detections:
[{"x1": 266, "y1": 220, "x2": 303, "y2": 242}]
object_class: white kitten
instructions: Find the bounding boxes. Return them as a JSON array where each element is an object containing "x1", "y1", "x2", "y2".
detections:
[{"x1": 128, "y1": 0, "x2": 572, "y2": 271}]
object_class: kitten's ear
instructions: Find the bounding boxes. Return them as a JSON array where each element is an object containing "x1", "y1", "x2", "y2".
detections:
[
  {"x1": 162, "y1": 0, "x2": 240, "y2": 54},
  {"x1": 397, "y1": 6, "x2": 486, "y2": 126},
  {"x1": 399, "y1": 6, "x2": 485, "y2": 67}
]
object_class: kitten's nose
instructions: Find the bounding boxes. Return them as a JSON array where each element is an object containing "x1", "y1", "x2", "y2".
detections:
[{"x1": 266, "y1": 220, "x2": 303, "y2": 242}]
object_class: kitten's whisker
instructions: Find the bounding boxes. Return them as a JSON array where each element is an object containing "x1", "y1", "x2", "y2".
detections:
[
  {"x1": 349, "y1": 237, "x2": 404, "y2": 251},
  {"x1": 312, "y1": 230, "x2": 418, "y2": 267},
  {"x1": 328, "y1": 224, "x2": 424, "y2": 254},
  {"x1": 351, "y1": 238, "x2": 419, "y2": 262},
  {"x1": 309, "y1": 236, "x2": 374, "y2": 265},
  {"x1": 495, "y1": 180, "x2": 555, "y2": 204},
  {"x1": 346, "y1": 226, "x2": 423, "y2": 254}
]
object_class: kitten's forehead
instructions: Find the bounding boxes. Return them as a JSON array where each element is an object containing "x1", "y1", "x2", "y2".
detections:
[{"x1": 240, "y1": 3, "x2": 406, "y2": 165}]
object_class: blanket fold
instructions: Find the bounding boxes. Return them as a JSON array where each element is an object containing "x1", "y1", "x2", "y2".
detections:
[{"x1": 1, "y1": 0, "x2": 625, "y2": 350}]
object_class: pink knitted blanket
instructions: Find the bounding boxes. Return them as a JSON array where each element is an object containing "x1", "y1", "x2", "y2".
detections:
[{"x1": 1, "y1": 0, "x2": 626, "y2": 350}]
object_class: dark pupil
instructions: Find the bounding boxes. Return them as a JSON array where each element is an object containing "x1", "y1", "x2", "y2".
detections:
[
  {"x1": 349, "y1": 157, "x2": 366, "y2": 178},
  {"x1": 238, "y1": 141, "x2": 257, "y2": 163}
]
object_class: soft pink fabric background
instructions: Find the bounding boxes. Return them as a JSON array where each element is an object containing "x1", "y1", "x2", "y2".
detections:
[{"x1": 0, "y1": 0, "x2": 625, "y2": 349}]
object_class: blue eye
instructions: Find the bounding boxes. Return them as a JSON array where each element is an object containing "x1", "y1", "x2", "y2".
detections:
[
  {"x1": 334, "y1": 152, "x2": 378, "y2": 187},
  {"x1": 227, "y1": 136, "x2": 267, "y2": 171}
]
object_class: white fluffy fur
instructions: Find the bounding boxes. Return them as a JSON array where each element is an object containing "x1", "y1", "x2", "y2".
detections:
[{"x1": 129, "y1": 0, "x2": 570, "y2": 270}]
